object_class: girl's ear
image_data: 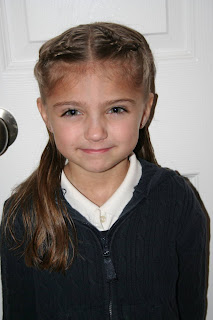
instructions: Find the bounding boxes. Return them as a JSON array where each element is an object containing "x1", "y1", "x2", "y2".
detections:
[
  {"x1": 140, "y1": 93, "x2": 154, "y2": 129},
  {"x1": 37, "y1": 98, "x2": 53, "y2": 132}
]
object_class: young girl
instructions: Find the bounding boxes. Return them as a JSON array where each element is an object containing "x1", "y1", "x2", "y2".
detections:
[{"x1": 1, "y1": 22, "x2": 207, "y2": 320}]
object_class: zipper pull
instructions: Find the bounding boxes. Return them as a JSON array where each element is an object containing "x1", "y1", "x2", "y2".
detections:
[{"x1": 103, "y1": 250, "x2": 117, "y2": 282}]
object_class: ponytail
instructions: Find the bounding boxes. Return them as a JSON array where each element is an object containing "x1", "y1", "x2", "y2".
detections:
[
  {"x1": 3, "y1": 132, "x2": 78, "y2": 272},
  {"x1": 134, "y1": 94, "x2": 158, "y2": 165}
]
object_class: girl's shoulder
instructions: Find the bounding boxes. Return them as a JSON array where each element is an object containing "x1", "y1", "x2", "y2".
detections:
[
  {"x1": 137, "y1": 159, "x2": 207, "y2": 237},
  {"x1": 138, "y1": 158, "x2": 204, "y2": 213},
  {"x1": 138, "y1": 158, "x2": 186, "y2": 193}
]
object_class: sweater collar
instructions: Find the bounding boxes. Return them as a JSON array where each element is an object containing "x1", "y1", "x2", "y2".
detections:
[
  {"x1": 61, "y1": 154, "x2": 142, "y2": 230},
  {"x1": 61, "y1": 158, "x2": 171, "y2": 226}
]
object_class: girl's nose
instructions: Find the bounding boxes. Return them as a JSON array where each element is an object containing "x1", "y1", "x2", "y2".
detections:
[{"x1": 84, "y1": 117, "x2": 108, "y2": 142}]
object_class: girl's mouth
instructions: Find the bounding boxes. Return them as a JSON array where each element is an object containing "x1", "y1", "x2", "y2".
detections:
[{"x1": 80, "y1": 147, "x2": 113, "y2": 154}]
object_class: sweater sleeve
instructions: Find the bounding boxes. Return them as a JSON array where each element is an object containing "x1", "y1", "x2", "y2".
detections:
[
  {"x1": 0, "y1": 206, "x2": 37, "y2": 320},
  {"x1": 175, "y1": 177, "x2": 207, "y2": 320}
]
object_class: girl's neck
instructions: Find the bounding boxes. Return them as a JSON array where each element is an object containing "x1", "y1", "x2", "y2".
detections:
[{"x1": 64, "y1": 159, "x2": 130, "y2": 207}]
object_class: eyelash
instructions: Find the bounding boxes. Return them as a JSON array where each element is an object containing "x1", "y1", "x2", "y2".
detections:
[
  {"x1": 62, "y1": 109, "x2": 81, "y2": 117},
  {"x1": 108, "y1": 106, "x2": 127, "y2": 114},
  {"x1": 61, "y1": 106, "x2": 127, "y2": 117}
]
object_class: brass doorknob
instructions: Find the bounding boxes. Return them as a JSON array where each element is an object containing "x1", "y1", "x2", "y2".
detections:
[{"x1": 0, "y1": 109, "x2": 18, "y2": 155}]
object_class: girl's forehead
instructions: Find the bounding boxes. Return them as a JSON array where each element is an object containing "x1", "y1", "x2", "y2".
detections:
[
  {"x1": 59, "y1": 61, "x2": 122, "y2": 79},
  {"x1": 49, "y1": 60, "x2": 142, "y2": 92}
]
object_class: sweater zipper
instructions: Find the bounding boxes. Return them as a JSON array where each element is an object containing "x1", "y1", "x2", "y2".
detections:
[
  {"x1": 102, "y1": 236, "x2": 117, "y2": 320},
  {"x1": 109, "y1": 283, "x2": 113, "y2": 320},
  {"x1": 109, "y1": 283, "x2": 112, "y2": 320},
  {"x1": 78, "y1": 223, "x2": 117, "y2": 319}
]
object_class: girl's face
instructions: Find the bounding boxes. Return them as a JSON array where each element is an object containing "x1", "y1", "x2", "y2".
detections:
[{"x1": 37, "y1": 63, "x2": 153, "y2": 177}]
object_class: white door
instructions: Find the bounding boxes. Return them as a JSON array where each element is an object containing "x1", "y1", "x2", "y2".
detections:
[{"x1": 0, "y1": 0, "x2": 212, "y2": 318}]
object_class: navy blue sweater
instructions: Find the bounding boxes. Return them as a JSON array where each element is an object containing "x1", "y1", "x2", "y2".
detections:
[{"x1": 1, "y1": 159, "x2": 207, "y2": 319}]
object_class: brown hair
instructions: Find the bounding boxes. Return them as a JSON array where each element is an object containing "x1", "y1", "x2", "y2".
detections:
[{"x1": 3, "y1": 22, "x2": 158, "y2": 272}]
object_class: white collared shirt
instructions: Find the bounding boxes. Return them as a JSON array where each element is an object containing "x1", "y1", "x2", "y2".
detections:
[{"x1": 61, "y1": 153, "x2": 142, "y2": 231}]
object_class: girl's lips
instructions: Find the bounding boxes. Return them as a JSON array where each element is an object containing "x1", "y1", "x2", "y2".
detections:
[{"x1": 80, "y1": 147, "x2": 113, "y2": 154}]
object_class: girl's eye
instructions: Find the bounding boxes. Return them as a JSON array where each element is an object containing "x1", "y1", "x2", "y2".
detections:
[
  {"x1": 108, "y1": 106, "x2": 126, "y2": 114},
  {"x1": 62, "y1": 109, "x2": 81, "y2": 117}
]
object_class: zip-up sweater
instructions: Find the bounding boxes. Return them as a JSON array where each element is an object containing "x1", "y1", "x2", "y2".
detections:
[{"x1": 1, "y1": 159, "x2": 207, "y2": 320}]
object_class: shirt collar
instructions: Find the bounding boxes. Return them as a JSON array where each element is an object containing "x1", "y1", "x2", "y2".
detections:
[{"x1": 61, "y1": 153, "x2": 142, "y2": 229}]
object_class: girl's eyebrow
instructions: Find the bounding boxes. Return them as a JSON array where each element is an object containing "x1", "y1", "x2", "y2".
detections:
[
  {"x1": 53, "y1": 99, "x2": 137, "y2": 108},
  {"x1": 53, "y1": 101, "x2": 82, "y2": 108}
]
